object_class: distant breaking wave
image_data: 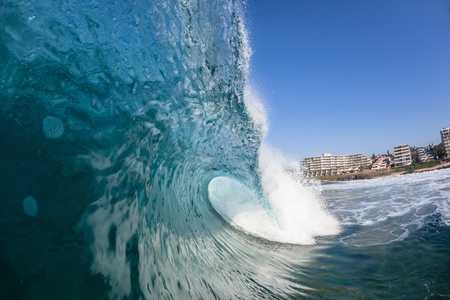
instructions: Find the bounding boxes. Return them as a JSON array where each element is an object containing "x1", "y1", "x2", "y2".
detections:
[{"x1": 0, "y1": 0, "x2": 339, "y2": 298}]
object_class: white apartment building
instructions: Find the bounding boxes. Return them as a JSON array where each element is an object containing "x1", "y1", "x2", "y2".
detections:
[
  {"x1": 371, "y1": 156, "x2": 391, "y2": 170},
  {"x1": 441, "y1": 127, "x2": 450, "y2": 156},
  {"x1": 394, "y1": 144, "x2": 412, "y2": 167},
  {"x1": 418, "y1": 147, "x2": 434, "y2": 162},
  {"x1": 302, "y1": 153, "x2": 371, "y2": 177}
]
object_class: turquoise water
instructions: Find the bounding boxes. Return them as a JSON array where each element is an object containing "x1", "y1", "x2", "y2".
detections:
[{"x1": 1, "y1": 0, "x2": 449, "y2": 298}]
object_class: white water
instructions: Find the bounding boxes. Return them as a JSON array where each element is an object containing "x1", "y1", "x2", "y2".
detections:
[
  {"x1": 323, "y1": 168, "x2": 450, "y2": 246},
  {"x1": 208, "y1": 145, "x2": 341, "y2": 245},
  {"x1": 209, "y1": 83, "x2": 341, "y2": 245}
]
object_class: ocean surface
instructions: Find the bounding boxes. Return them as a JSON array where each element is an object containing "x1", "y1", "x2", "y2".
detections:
[{"x1": 1, "y1": 0, "x2": 449, "y2": 299}]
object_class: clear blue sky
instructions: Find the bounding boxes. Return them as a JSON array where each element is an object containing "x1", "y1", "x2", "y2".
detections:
[{"x1": 244, "y1": 0, "x2": 450, "y2": 160}]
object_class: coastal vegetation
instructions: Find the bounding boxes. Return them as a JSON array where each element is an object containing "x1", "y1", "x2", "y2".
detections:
[
  {"x1": 317, "y1": 169, "x2": 393, "y2": 183},
  {"x1": 393, "y1": 160, "x2": 440, "y2": 173}
]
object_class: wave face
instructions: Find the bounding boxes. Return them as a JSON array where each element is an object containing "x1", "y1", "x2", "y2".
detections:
[{"x1": 0, "y1": 0, "x2": 339, "y2": 298}]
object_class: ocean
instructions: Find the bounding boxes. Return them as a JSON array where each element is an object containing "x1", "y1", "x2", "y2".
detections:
[{"x1": 1, "y1": 0, "x2": 449, "y2": 299}]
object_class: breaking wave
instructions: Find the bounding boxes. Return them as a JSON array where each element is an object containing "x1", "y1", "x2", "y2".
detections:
[{"x1": 0, "y1": 0, "x2": 339, "y2": 298}]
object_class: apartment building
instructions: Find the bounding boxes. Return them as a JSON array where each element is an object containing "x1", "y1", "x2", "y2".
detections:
[
  {"x1": 418, "y1": 147, "x2": 434, "y2": 162},
  {"x1": 371, "y1": 156, "x2": 391, "y2": 170},
  {"x1": 441, "y1": 127, "x2": 450, "y2": 156},
  {"x1": 393, "y1": 144, "x2": 412, "y2": 167},
  {"x1": 302, "y1": 153, "x2": 371, "y2": 177}
]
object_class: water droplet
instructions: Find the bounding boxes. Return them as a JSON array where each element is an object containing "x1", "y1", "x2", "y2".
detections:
[
  {"x1": 23, "y1": 196, "x2": 38, "y2": 217},
  {"x1": 43, "y1": 116, "x2": 64, "y2": 139}
]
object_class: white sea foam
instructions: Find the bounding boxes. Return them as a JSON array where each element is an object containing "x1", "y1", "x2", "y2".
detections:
[
  {"x1": 80, "y1": 190, "x2": 139, "y2": 298},
  {"x1": 258, "y1": 145, "x2": 341, "y2": 243},
  {"x1": 208, "y1": 163, "x2": 341, "y2": 245},
  {"x1": 323, "y1": 168, "x2": 450, "y2": 246}
]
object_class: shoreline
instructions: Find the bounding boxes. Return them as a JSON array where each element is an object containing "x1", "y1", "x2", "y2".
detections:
[{"x1": 320, "y1": 161, "x2": 450, "y2": 184}]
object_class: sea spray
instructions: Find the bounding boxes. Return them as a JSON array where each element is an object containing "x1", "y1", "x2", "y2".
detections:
[
  {"x1": 257, "y1": 145, "x2": 341, "y2": 244},
  {"x1": 208, "y1": 145, "x2": 341, "y2": 245}
]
